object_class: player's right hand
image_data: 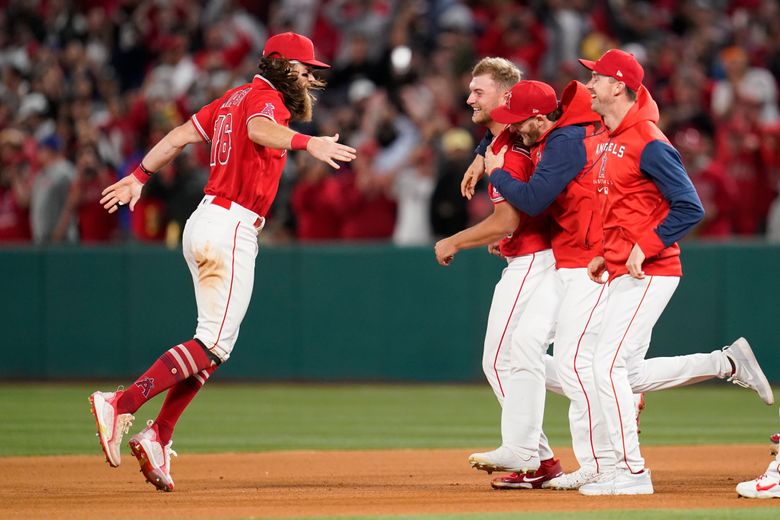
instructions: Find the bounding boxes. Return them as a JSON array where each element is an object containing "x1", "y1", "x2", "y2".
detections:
[
  {"x1": 307, "y1": 134, "x2": 357, "y2": 169},
  {"x1": 460, "y1": 155, "x2": 485, "y2": 200},
  {"x1": 100, "y1": 175, "x2": 143, "y2": 213},
  {"x1": 487, "y1": 242, "x2": 503, "y2": 257},
  {"x1": 587, "y1": 255, "x2": 607, "y2": 284},
  {"x1": 434, "y1": 238, "x2": 457, "y2": 266}
]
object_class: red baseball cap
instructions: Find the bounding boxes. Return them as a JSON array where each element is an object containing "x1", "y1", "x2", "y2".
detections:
[
  {"x1": 578, "y1": 49, "x2": 643, "y2": 90},
  {"x1": 490, "y1": 80, "x2": 559, "y2": 124},
  {"x1": 262, "y1": 32, "x2": 330, "y2": 69}
]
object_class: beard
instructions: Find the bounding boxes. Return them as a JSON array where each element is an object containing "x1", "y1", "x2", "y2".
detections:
[{"x1": 290, "y1": 78, "x2": 324, "y2": 122}]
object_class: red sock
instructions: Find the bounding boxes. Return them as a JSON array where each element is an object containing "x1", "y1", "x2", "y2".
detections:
[
  {"x1": 155, "y1": 365, "x2": 218, "y2": 445},
  {"x1": 117, "y1": 339, "x2": 216, "y2": 415}
]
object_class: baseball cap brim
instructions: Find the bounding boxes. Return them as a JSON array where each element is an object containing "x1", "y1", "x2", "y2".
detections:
[
  {"x1": 490, "y1": 105, "x2": 532, "y2": 125},
  {"x1": 301, "y1": 58, "x2": 330, "y2": 69},
  {"x1": 578, "y1": 58, "x2": 597, "y2": 71}
]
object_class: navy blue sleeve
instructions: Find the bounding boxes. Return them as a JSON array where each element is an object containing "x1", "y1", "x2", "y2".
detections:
[
  {"x1": 474, "y1": 130, "x2": 493, "y2": 157},
  {"x1": 489, "y1": 126, "x2": 587, "y2": 216},
  {"x1": 639, "y1": 140, "x2": 705, "y2": 246}
]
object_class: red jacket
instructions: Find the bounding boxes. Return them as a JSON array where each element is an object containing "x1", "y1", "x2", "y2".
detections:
[
  {"x1": 596, "y1": 86, "x2": 683, "y2": 279},
  {"x1": 489, "y1": 129, "x2": 551, "y2": 257}
]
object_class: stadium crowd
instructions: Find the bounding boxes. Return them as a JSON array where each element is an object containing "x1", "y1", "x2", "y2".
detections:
[{"x1": 1, "y1": 0, "x2": 779, "y2": 246}]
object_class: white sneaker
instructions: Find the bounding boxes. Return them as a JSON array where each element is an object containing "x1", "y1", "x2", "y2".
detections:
[
  {"x1": 723, "y1": 338, "x2": 774, "y2": 405},
  {"x1": 89, "y1": 390, "x2": 134, "y2": 467},
  {"x1": 542, "y1": 467, "x2": 600, "y2": 490},
  {"x1": 128, "y1": 420, "x2": 177, "y2": 492},
  {"x1": 468, "y1": 446, "x2": 540, "y2": 474},
  {"x1": 737, "y1": 461, "x2": 780, "y2": 499},
  {"x1": 580, "y1": 469, "x2": 653, "y2": 496}
]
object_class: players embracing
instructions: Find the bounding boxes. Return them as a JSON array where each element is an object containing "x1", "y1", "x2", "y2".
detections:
[{"x1": 438, "y1": 49, "x2": 775, "y2": 496}]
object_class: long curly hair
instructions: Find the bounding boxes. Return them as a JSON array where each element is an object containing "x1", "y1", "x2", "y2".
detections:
[{"x1": 257, "y1": 56, "x2": 325, "y2": 121}]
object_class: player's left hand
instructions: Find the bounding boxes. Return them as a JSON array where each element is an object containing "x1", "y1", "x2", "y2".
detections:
[
  {"x1": 626, "y1": 243, "x2": 646, "y2": 279},
  {"x1": 307, "y1": 134, "x2": 357, "y2": 169},
  {"x1": 484, "y1": 145, "x2": 507, "y2": 176},
  {"x1": 100, "y1": 174, "x2": 144, "y2": 213},
  {"x1": 434, "y1": 238, "x2": 457, "y2": 266}
]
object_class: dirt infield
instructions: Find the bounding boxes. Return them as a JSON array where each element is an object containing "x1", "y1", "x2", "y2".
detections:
[{"x1": 1, "y1": 445, "x2": 778, "y2": 519}]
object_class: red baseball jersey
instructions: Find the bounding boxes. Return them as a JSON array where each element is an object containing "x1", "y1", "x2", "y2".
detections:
[
  {"x1": 530, "y1": 81, "x2": 606, "y2": 268},
  {"x1": 595, "y1": 86, "x2": 682, "y2": 279},
  {"x1": 191, "y1": 74, "x2": 292, "y2": 216},
  {"x1": 488, "y1": 129, "x2": 551, "y2": 257}
]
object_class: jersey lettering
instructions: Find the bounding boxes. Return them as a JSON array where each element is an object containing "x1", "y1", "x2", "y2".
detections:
[{"x1": 211, "y1": 113, "x2": 233, "y2": 166}]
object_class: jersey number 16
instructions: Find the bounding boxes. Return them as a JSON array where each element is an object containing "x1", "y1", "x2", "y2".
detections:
[{"x1": 210, "y1": 113, "x2": 233, "y2": 166}]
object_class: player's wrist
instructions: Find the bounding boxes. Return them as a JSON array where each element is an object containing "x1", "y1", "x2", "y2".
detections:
[
  {"x1": 290, "y1": 133, "x2": 313, "y2": 151},
  {"x1": 131, "y1": 163, "x2": 154, "y2": 185}
]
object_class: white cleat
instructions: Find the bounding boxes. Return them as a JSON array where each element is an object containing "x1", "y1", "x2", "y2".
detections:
[
  {"x1": 542, "y1": 467, "x2": 600, "y2": 490},
  {"x1": 737, "y1": 461, "x2": 780, "y2": 499},
  {"x1": 89, "y1": 390, "x2": 134, "y2": 467},
  {"x1": 129, "y1": 420, "x2": 177, "y2": 492},
  {"x1": 724, "y1": 338, "x2": 774, "y2": 405},
  {"x1": 468, "y1": 446, "x2": 540, "y2": 474},
  {"x1": 579, "y1": 468, "x2": 653, "y2": 496}
]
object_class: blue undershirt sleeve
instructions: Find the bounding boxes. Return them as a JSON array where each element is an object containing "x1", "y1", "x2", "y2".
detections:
[
  {"x1": 489, "y1": 126, "x2": 587, "y2": 216},
  {"x1": 474, "y1": 130, "x2": 493, "y2": 157},
  {"x1": 640, "y1": 140, "x2": 705, "y2": 246}
]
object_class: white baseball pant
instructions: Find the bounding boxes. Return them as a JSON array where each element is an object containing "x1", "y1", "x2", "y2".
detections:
[
  {"x1": 502, "y1": 267, "x2": 613, "y2": 469},
  {"x1": 482, "y1": 249, "x2": 557, "y2": 460},
  {"x1": 182, "y1": 196, "x2": 262, "y2": 362},
  {"x1": 593, "y1": 274, "x2": 732, "y2": 473}
]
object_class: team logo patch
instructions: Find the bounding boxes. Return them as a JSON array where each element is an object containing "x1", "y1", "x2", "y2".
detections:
[
  {"x1": 260, "y1": 103, "x2": 276, "y2": 120},
  {"x1": 135, "y1": 377, "x2": 154, "y2": 398}
]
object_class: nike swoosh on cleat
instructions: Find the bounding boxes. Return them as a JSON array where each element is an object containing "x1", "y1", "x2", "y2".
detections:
[
  {"x1": 523, "y1": 475, "x2": 547, "y2": 483},
  {"x1": 756, "y1": 483, "x2": 777, "y2": 492}
]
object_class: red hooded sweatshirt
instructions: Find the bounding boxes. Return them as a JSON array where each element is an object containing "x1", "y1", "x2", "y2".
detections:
[{"x1": 595, "y1": 86, "x2": 704, "y2": 279}]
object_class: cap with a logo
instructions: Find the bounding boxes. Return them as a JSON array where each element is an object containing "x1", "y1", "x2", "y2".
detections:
[
  {"x1": 490, "y1": 80, "x2": 558, "y2": 125},
  {"x1": 262, "y1": 32, "x2": 330, "y2": 69},
  {"x1": 578, "y1": 49, "x2": 643, "y2": 90}
]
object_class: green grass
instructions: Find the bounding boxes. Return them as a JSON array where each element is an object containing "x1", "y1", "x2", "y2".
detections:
[{"x1": 0, "y1": 383, "x2": 777, "y2": 456}]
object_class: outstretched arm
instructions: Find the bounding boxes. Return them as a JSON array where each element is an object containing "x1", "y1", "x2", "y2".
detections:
[
  {"x1": 247, "y1": 117, "x2": 356, "y2": 169},
  {"x1": 100, "y1": 120, "x2": 203, "y2": 213},
  {"x1": 434, "y1": 202, "x2": 519, "y2": 266}
]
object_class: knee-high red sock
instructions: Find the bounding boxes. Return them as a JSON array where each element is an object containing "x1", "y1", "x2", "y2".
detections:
[
  {"x1": 155, "y1": 365, "x2": 218, "y2": 445},
  {"x1": 117, "y1": 339, "x2": 217, "y2": 415}
]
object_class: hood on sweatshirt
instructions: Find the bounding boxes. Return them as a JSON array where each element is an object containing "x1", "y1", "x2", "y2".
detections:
[{"x1": 609, "y1": 84, "x2": 660, "y2": 136}]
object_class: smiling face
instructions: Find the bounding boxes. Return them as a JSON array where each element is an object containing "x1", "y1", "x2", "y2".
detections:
[
  {"x1": 586, "y1": 71, "x2": 620, "y2": 116},
  {"x1": 467, "y1": 74, "x2": 507, "y2": 126}
]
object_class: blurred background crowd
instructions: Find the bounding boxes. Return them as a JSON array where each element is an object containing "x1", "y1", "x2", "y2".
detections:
[{"x1": 1, "y1": 0, "x2": 780, "y2": 247}]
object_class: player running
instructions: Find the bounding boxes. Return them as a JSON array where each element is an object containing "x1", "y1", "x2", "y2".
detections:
[
  {"x1": 88, "y1": 32, "x2": 356, "y2": 492},
  {"x1": 434, "y1": 57, "x2": 564, "y2": 489},
  {"x1": 578, "y1": 49, "x2": 773, "y2": 495}
]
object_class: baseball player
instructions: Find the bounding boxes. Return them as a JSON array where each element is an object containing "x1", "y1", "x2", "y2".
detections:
[
  {"x1": 576, "y1": 49, "x2": 774, "y2": 495},
  {"x1": 476, "y1": 78, "x2": 614, "y2": 488},
  {"x1": 737, "y1": 431, "x2": 780, "y2": 498},
  {"x1": 88, "y1": 32, "x2": 356, "y2": 492},
  {"x1": 435, "y1": 57, "x2": 564, "y2": 489}
]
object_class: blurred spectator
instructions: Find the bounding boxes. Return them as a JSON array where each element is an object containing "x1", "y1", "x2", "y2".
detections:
[
  {"x1": 674, "y1": 127, "x2": 737, "y2": 238},
  {"x1": 712, "y1": 46, "x2": 778, "y2": 124},
  {"x1": 0, "y1": 129, "x2": 31, "y2": 242},
  {"x1": 391, "y1": 144, "x2": 436, "y2": 245},
  {"x1": 430, "y1": 127, "x2": 474, "y2": 238},
  {"x1": 290, "y1": 152, "x2": 342, "y2": 241},
  {"x1": 30, "y1": 134, "x2": 76, "y2": 244},
  {"x1": 61, "y1": 144, "x2": 119, "y2": 243}
]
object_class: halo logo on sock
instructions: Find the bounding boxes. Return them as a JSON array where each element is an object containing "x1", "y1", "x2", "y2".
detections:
[{"x1": 136, "y1": 377, "x2": 155, "y2": 398}]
